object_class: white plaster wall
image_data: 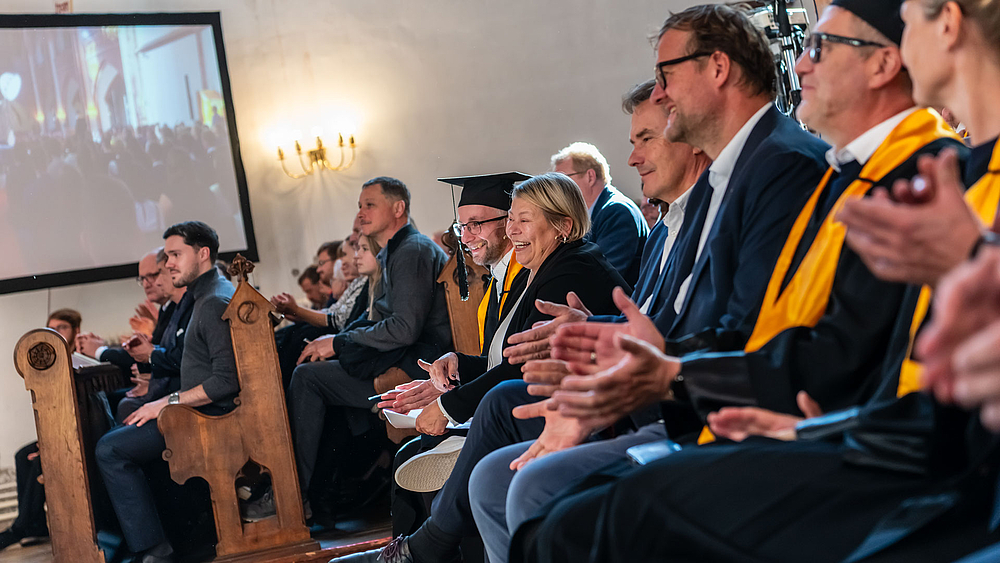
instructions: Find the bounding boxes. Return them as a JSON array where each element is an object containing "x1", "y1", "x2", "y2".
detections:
[{"x1": 0, "y1": 0, "x2": 818, "y2": 465}]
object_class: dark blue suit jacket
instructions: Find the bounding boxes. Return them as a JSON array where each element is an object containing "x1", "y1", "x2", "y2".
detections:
[
  {"x1": 667, "y1": 107, "x2": 830, "y2": 344},
  {"x1": 588, "y1": 185, "x2": 648, "y2": 287}
]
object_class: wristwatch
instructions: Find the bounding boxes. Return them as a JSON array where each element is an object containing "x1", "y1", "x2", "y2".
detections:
[{"x1": 168, "y1": 392, "x2": 181, "y2": 405}]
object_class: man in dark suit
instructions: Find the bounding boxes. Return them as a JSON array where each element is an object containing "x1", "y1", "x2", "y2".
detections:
[
  {"x1": 551, "y1": 142, "x2": 649, "y2": 286},
  {"x1": 75, "y1": 248, "x2": 180, "y2": 373},
  {"x1": 513, "y1": 2, "x2": 1000, "y2": 561}
]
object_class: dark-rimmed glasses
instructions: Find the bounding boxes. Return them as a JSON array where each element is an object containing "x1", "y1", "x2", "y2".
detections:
[
  {"x1": 802, "y1": 32, "x2": 887, "y2": 64},
  {"x1": 456, "y1": 215, "x2": 507, "y2": 236},
  {"x1": 137, "y1": 269, "x2": 162, "y2": 285},
  {"x1": 654, "y1": 51, "x2": 713, "y2": 89}
]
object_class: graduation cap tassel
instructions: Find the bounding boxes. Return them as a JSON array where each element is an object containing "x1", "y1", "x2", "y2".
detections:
[{"x1": 450, "y1": 183, "x2": 470, "y2": 301}]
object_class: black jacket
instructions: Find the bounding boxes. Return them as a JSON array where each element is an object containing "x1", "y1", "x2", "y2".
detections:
[{"x1": 440, "y1": 240, "x2": 631, "y2": 423}]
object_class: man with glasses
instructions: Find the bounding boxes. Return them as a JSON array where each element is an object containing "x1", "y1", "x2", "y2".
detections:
[
  {"x1": 379, "y1": 172, "x2": 533, "y2": 539},
  {"x1": 513, "y1": 1, "x2": 974, "y2": 561},
  {"x1": 551, "y1": 143, "x2": 649, "y2": 286},
  {"x1": 76, "y1": 248, "x2": 189, "y2": 412}
]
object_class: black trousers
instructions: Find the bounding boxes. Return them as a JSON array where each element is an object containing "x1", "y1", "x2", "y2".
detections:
[
  {"x1": 406, "y1": 380, "x2": 545, "y2": 561},
  {"x1": 516, "y1": 438, "x2": 1000, "y2": 563},
  {"x1": 10, "y1": 442, "x2": 47, "y2": 539}
]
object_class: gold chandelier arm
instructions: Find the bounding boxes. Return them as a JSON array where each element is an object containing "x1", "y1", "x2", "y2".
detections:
[
  {"x1": 280, "y1": 157, "x2": 309, "y2": 179},
  {"x1": 323, "y1": 143, "x2": 347, "y2": 170},
  {"x1": 341, "y1": 145, "x2": 356, "y2": 170}
]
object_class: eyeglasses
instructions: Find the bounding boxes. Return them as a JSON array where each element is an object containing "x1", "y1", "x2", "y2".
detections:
[
  {"x1": 317, "y1": 258, "x2": 334, "y2": 267},
  {"x1": 654, "y1": 51, "x2": 713, "y2": 90},
  {"x1": 136, "y1": 269, "x2": 162, "y2": 285},
  {"x1": 802, "y1": 32, "x2": 887, "y2": 64},
  {"x1": 456, "y1": 215, "x2": 507, "y2": 236}
]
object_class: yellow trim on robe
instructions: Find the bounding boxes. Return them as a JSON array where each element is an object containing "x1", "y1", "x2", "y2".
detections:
[
  {"x1": 746, "y1": 109, "x2": 961, "y2": 353},
  {"x1": 697, "y1": 109, "x2": 960, "y2": 446},
  {"x1": 897, "y1": 141, "x2": 1000, "y2": 396},
  {"x1": 478, "y1": 256, "x2": 525, "y2": 354}
]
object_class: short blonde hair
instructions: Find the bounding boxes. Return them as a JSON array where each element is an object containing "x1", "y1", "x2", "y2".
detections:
[
  {"x1": 511, "y1": 172, "x2": 591, "y2": 242},
  {"x1": 550, "y1": 142, "x2": 612, "y2": 185}
]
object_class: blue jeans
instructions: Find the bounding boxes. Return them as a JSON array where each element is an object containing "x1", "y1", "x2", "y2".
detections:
[
  {"x1": 95, "y1": 421, "x2": 169, "y2": 553},
  {"x1": 469, "y1": 423, "x2": 666, "y2": 563}
]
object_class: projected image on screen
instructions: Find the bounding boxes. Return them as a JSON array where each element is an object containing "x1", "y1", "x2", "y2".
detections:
[{"x1": 0, "y1": 20, "x2": 250, "y2": 288}]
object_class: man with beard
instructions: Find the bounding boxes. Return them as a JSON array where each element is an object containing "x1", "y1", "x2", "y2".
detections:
[{"x1": 95, "y1": 221, "x2": 237, "y2": 563}]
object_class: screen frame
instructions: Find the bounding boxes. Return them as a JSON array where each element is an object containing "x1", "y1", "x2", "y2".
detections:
[{"x1": 0, "y1": 11, "x2": 258, "y2": 294}]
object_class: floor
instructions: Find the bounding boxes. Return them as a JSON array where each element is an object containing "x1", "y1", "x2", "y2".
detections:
[{"x1": 0, "y1": 516, "x2": 392, "y2": 563}]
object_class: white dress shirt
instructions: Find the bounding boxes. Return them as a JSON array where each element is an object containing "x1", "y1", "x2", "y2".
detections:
[
  {"x1": 674, "y1": 102, "x2": 772, "y2": 314},
  {"x1": 825, "y1": 107, "x2": 917, "y2": 170}
]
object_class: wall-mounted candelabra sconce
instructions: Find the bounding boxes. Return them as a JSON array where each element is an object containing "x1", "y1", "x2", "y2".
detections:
[{"x1": 277, "y1": 133, "x2": 356, "y2": 179}]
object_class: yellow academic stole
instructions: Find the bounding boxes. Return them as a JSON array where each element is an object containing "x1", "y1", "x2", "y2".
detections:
[
  {"x1": 478, "y1": 256, "x2": 525, "y2": 353},
  {"x1": 896, "y1": 140, "x2": 1000, "y2": 396},
  {"x1": 697, "y1": 109, "x2": 959, "y2": 445},
  {"x1": 745, "y1": 108, "x2": 960, "y2": 352}
]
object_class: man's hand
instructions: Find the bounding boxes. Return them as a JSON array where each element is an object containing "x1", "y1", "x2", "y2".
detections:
[
  {"x1": 509, "y1": 399, "x2": 599, "y2": 470},
  {"x1": 75, "y1": 332, "x2": 107, "y2": 358},
  {"x1": 129, "y1": 315, "x2": 156, "y2": 337},
  {"x1": 503, "y1": 292, "x2": 591, "y2": 364},
  {"x1": 297, "y1": 335, "x2": 336, "y2": 364},
  {"x1": 522, "y1": 359, "x2": 576, "y2": 397},
  {"x1": 124, "y1": 396, "x2": 168, "y2": 427},
  {"x1": 551, "y1": 333, "x2": 679, "y2": 426},
  {"x1": 550, "y1": 287, "x2": 666, "y2": 369},
  {"x1": 378, "y1": 380, "x2": 444, "y2": 413},
  {"x1": 418, "y1": 353, "x2": 459, "y2": 392},
  {"x1": 415, "y1": 401, "x2": 450, "y2": 436},
  {"x1": 271, "y1": 292, "x2": 301, "y2": 315},
  {"x1": 917, "y1": 247, "x2": 1000, "y2": 430},
  {"x1": 135, "y1": 299, "x2": 159, "y2": 322},
  {"x1": 126, "y1": 365, "x2": 151, "y2": 398},
  {"x1": 838, "y1": 149, "x2": 982, "y2": 287},
  {"x1": 123, "y1": 332, "x2": 154, "y2": 363},
  {"x1": 707, "y1": 391, "x2": 823, "y2": 442}
]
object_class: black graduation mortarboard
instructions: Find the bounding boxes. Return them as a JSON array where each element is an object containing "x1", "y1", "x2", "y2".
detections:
[
  {"x1": 437, "y1": 171, "x2": 530, "y2": 301},
  {"x1": 830, "y1": 0, "x2": 904, "y2": 46},
  {"x1": 438, "y1": 171, "x2": 531, "y2": 211}
]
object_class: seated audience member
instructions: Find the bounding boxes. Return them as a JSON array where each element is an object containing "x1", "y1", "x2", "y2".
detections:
[
  {"x1": 474, "y1": 2, "x2": 952, "y2": 559},
  {"x1": 77, "y1": 248, "x2": 189, "y2": 417},
  {"x1": 95, "y1": 221, "x2": 237, "y2": 563},
  {"x1": 45, "y1": 308, "x2": 81, "y2": 352},
  {"x1": 551, "y1": 142, "x2": 649, "y2": 286},
  {"x1": 516, "y1": 1, "x2": 1000, "y2": 560},
  {"x1": 298, "y1": 265, "x2": 332, "y2": 309},
  {"x1": 272, "y1": 234, "x2": 369, "y2": 387},
  {"x1": 244, "y1": 177, "x2": 451, "y2": 520},
  {"x1": 0, "y1": 309, "x2": 84, "y2": 551},
  {"x1": 347, "y1": 172, "x2": 631, "y2": 562},
  {"x1": 378, "y1": 171, "x2": 533, "y2": 535},
  {"x1": 115, "y1": 250, "x2": 193, "y2": 422}
]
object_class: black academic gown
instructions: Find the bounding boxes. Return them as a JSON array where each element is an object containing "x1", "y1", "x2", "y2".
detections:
[
  {"x1": 675, "y1": 134, "x2": 969, "y2": 421},
  {"x1": 514, "y1": 138, "x2": 1000, "y2": 563},
  {"x1": 440, "y1": 240, "x2": 630, "y2": 423}
]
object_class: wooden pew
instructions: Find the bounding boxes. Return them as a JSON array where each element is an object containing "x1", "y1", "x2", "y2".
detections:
[
  {"x1": 157, "y1": 255, "x2": 317, "y2": 561},
  {"x1": 13, "y1": 329, "x2": 113, "y2": 563}
]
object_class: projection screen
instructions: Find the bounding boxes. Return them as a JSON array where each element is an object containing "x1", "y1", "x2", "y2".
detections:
[{"x1": 0, "y1": 12, "x2": 257, "y2": 294}]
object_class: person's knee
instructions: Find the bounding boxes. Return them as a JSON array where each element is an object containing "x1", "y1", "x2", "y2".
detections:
[
  {"x1": 477, "y1": 380, "x2": 531, "y2": 421},
  {"x1": 94, "y1": 433, "x2": 119, "y2": 466},
  {"x1": 289, "y1": 363, "x2": 322, "y2": 394}
]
